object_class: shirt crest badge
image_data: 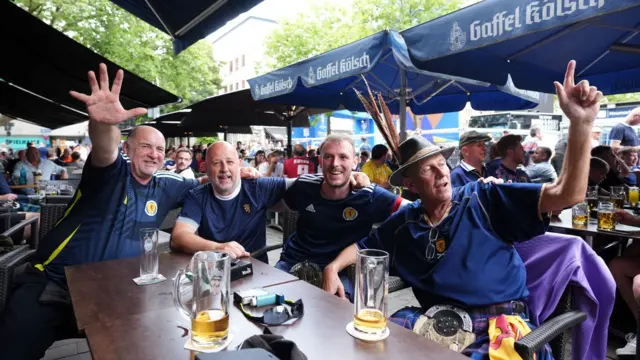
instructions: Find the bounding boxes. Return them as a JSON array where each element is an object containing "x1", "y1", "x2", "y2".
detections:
[
  {"x1": 145, "y1": 200, "x2": 158, "y2": 216},
  {"x1": 243, "y1": 204, "x2": 251, "y2": 214},
  {"x1": 343, "y1": 207, "x2": 358, "y2": 221},
  {"x1": 435, "y1": 239, "x2": 446, "y2": 254}
]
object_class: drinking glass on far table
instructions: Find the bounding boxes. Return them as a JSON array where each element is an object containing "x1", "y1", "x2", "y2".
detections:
[
  {"x1": 597, "y1": 201, "x2": 615, "y2": 231},
  {"x1": 139, "y1": 228, "x2": 159, "y2": 280},
  {"x1": 586, "y1": 186, "x2": 599, "y2": 222},
  {"x1": 629, "y1": 187, "x2": 639, "y2": 208},
  {"x1": 571, "y1": 203, "x2": 588, "y2": 226},
  {"x1": 610, "y1": 186, "x2": 625, "y2": 210},
  {"x1": 354, "y1": 249, "x2": 389, "y2": 335}
]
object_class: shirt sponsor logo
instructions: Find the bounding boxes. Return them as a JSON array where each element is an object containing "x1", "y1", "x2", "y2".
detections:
[
  {"x1": 145, "y1": 200, "x2": 158, "y2": 216},
  {"x1": 343, "y1": 207, "x2": 358, "y2": 221}
]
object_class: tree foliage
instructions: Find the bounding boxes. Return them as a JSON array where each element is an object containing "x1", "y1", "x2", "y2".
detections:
[
  {"x1": 260, "y1": 0, "x2": 469, "y2": 72},
  {"x1": 14, "y1": 0, "x2": 222, "y2": 113}
]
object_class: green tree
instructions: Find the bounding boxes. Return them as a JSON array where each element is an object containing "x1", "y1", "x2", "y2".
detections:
[
  {"x1": 14, "y1": 0, "x2": 222, "y2": 113},
  {"x1": 260, "y1": 0, "x2": 469, "y2": 72},
  {"x1": 604, "y1": 93, "x2": 640, "y2": 105}
]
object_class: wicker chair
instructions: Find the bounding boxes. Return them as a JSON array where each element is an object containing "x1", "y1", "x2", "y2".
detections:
[{"x1": 39, "y1": 203, "x2": 68, "y2": 240}]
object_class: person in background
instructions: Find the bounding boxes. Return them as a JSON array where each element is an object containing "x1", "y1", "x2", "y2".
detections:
[
  {"x1": 525, "y1": 146, "x2": 558, "y2": 184},
  {"x1": 251, "y1": 150, "x2": 266, "y2": 169},
  {"x1": 69, "y1": 152, "x2": 85, "y2": 169},
  {"x1": 609, "y1": 107, "x2": 640, "y2": 153},
  {"x1": 283, "y1": 144, "x2": 315, "y2": 178},
  {"x1": 386, "y1": 151, "x2": 399, "y2": 172},
  {"x1": 550, "y1": 139, "x2": 567, "y2": 177},
  {"x1": 196, "y1": 150, "x2": 207, "y2": 173},
  {"x1": 588, "y1": 157, "x2": 609, "y2": 186},
  {"x1": 592, "y1": 145, "x2": 629, "y2": 191},
  {"x1": 13, "y1": 147, "x2": 68, "y2": 191},
  {"x1": 47, "y1": 149, "x2": 65, "y2": 167},
  {"x1": 164, "y1": 149, "x2": 176, "y2": 171},
  {"x1": 259, "y1": 150, "x2": 284, "y2": 177},
  {"x1": 523, "y1": 127, "x2": 542, "y2": 153},
  {"x1": 359, "y1": 136, "x2": 372, "y2": 153},
  {"x1": 450, "y1": 130, "x2": 491, "y2": 187},
  {"x1": 308, "y1": 148, "x2": 319, "y2": 171},
  {"x1": 0, "y1": 173, "x2": 38, "y2": 244},
  {"x1": 489, "y1": 134, "x2": 531, "y2": 183},
  {"x1": 361, "y1": 144, "x2": 393, "y2": 189},
  {"x1": 356, "y1": 150, "x2": 369, "y2": 172},
  {"x1": 60, "y1": 148, "x2": 73, "y2": 163},
  {"x1": 622, "y1": 149, "x2": 640, "y2": 186},
  {"x1": 591, "y1": 127, "x2": 602, "y2": 148},
  {"x1": 236, "y1": 141, "x2": 244, "y2": 153},
  {"x1": 172, "y1": 148, "x2": 195, "y2": 179}
]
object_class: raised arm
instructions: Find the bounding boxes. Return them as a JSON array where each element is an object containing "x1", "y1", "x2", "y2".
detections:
[
  {"x1": 540, "y1": 61, "x2": 603, "y2": 212},
  {"x1": 70, "y1": 64, "x2": 147, "y2": 168}
]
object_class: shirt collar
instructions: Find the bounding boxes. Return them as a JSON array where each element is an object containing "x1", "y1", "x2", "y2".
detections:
[
  {"x1": 460, "y1": 160, "x2": 484, "y2": 174},
  {"x1": 213, "y1": 181, "x2": 242, "y2": 201}
]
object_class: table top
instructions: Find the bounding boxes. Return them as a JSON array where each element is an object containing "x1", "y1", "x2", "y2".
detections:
[
  {"x1": 263, "y1": 281, "x2": 467, "y2": 360},
  {"x1": 65, "y1": 252, "x2": 299, "y2": 330},
  {"x1": 549, "y1": 209, "x2": 640, "y2": 239}
]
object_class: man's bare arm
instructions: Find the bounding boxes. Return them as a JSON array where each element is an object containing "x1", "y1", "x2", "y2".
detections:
[
  {"x1": 70, "y1": 64, "x2": 147, "y2": 168},
  {"x1": 171, "y1": 221, "x2": 250, "y2": 258},
  {"x1": 610, "y1": 140, "x2": 640, "y2": 154},
  {"x1": 539, "y1": 61, "x2": 603, "y2": 213}
]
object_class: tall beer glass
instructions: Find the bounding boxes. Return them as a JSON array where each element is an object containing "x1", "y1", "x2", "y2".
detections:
[
  {"x1": 174, "y1": 251, "x2": 230, "y2": 348},
  {"x1": 353, "y1": 249, "x2": 389, "y2": 335},
  {"x1": 139, "y1": 228, "x2": 159, "y2": 279},
  {"x1": 586, "y1": 186, "x2": 598, "y2": 222},
  {"x1": 629, "y1": 187, "x2": 639, "y2": 207},
  {"x1": 611, "y1": 186, "x2": 625, "y2": 210},
  {"x1": 597, "y1": 201, "x2": 615, "y2": 231}
]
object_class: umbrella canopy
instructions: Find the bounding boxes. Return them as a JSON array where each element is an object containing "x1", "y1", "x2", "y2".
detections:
[
  {"x1": 0, "y1": 81, "x2": 87, "y2": 129},
  {"x1": 183, "y1": 89, "x2": 328, "y2": 128},
  {"x1": 108, "y1": 0, "x2": 263, "y2": 54},
  {"x1": 0, "y1": 1, "x2": 180, "y2": 120},
  {"x1": 126, "y1": 120, "x2": 252, "y2": 138},
  {"x1": 247, "y1": 30, "x2": 540, "y2": 116},
  {"x1": 401, "y1": 0, "x2": 640, "y2": 94}
]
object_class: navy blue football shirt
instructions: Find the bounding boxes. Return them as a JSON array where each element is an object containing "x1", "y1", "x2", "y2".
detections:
[
  {"x1": 450, "y1": 161, "x2": 486, "y2": 188},
  {"x1": 176, "y1": 178, "x2": 287, "y2": 262},
  {"x1": 281, "y1": 174, "x2": 401, "y2": 268},
  {"x1": 609, "y1": 123, "x2": 639, "y2": 147},
  {"x1": 358, "y1": 181, "x2": 549, "y2": 309},
  {"x1": 35, "y1": 154, "x2": 199, "y2": 283}
]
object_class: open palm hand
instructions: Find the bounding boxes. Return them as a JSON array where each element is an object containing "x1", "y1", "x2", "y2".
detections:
[
  {"x1": 554, "y1": 60, "x2": 603, "y2": 125},
  {"x1": 70, "y1": 63, "x2": 147, "y2": 125}
]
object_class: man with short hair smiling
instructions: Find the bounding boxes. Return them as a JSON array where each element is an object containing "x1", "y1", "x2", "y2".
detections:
[
  {"x1": 450, "y1": 130, "x2": 491, "y2": 187},
  {"x1": 0, "y1": 64, "x2": 259, "y2": 360},
  {"x1": 525, "y1": 146, "x2": 557, "y2": 184},
  {"x1": 172, "y1": 148, "x2": 196, "y2": 179},
  {"x1": 490, "y1": 134, "x2": 531, "y2": 183}
]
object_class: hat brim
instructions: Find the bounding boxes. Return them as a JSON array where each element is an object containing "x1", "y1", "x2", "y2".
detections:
[
  {"x1": 458, "y1": 135, "x2": 492, "y2": 149},
  {"x1": 389, "y1": 146, "x2": 455, "y2": 187}
]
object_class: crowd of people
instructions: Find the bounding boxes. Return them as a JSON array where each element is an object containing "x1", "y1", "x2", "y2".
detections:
[{"x1": 0, "y1": 60, "x2": 633, "y2": 360}]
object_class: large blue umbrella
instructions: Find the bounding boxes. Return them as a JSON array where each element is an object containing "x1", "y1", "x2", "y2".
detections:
[
  {"x1": 248, "y1": 30, "x2": 540, "y2": 141},
  {"x1": 108, "y1": 0, "x2": 263, "y2": 54},
  {"x1": 401, "y1": 0, "x2": 640, "y2": 94}
]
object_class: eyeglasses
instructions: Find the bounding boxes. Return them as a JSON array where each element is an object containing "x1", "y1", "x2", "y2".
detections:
[{"x1": 238, "y1": 299, "x2": 304, "y2": 326}]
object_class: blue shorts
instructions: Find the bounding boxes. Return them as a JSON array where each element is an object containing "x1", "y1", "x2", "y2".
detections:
[{"x1": 275, "y1": 260, "x2": 354, "y2": 302}]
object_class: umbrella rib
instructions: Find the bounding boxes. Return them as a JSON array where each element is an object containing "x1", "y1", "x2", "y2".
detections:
[
  {"x1": 144, "y1": 0, "x2": 175, "y2": 38},
  {"x1": 366, "y1": 72, "x2": 396, "y2": 95},
  {"x1": 414, "y1": 80, "x2": 454, "y2": 105},
  {"x1": 578, "y1": 27, "x2": 640, "y2": 77},
  {"x1": 507, "y1": 22, "x2": 589, "y2": 60},
  {"x1": 176, "y1": 0, "x2": 228, "y2": 37},
  {"x1": 405, "y1": 79, "x2": 438, "y2": 101}
]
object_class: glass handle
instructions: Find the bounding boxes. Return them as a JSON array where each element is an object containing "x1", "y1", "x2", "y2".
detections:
[
  {"x1": 173, "y1": 269, "x2": 192, "y2": 319},
  {"x1": 365, "y1": 261, "x2": 375, "y2": 308}
]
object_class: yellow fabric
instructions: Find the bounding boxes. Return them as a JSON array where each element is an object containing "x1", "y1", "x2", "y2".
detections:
[
  {"x1": 34, "y1": 224, "x2": 81, "y2": 271},
  {"x1": 55, "y1": 189, "x2": 82, "y2": 227},
  {"x1": 361, "y1": 160, "x2": 392, "y2": 186},
  {"x1": 488, "y1": 314, "x2": 533, "y2": 360}
]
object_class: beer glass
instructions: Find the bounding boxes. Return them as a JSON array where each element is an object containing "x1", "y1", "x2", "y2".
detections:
[
  {"x1": 586, "y1": 186, "x2": 598, "y2": 221},
  {"x1": 611, "y1": 186, "x2": 625, "y2": 210},
  {"x1": 353, "y1": 249, "x2": 389, "y2": 335},
  {"x1": 174, "y1": 251, "x2": 230, "y2": 348},
  {"x1": 139, "y1": 228, "x2": 159, "y2": 279},
  {"x1": 597, "y1": 201, "x2": 615, "y2": 231},
  {"x1": 630, "y1": 187, "x2": 639, "y2": 208},
  {"x1": 571, "y1": 202, "x2": 588, "y2": 226}
]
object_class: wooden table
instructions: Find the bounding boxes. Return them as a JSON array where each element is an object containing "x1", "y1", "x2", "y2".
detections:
[
  {"x1": 549, "y1": 209, "x2": 640, "y2": 246},
  {"x1": 65, "y1": 252, "x2": 299, "y2": 330}
]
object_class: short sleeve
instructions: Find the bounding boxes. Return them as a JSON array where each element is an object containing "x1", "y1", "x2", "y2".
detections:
[
  {"x1": 176, "y1": 190, "x2": 202, "y2": 229},
  {"x1": 357, "y1": 206, "x2": 410, "y2": 266},
  {"x1": 609, "y1": 124, "x2": 624, "y2": 142},
  {"x1": 369, "y1": 187, "x2": 400, "y2": 223},
  {"x1": 257, "y1": 177, "x2": 287, "y2": 207},
  {"x1": 165, "y1": 176, "x2": 199, "y2": 204},
  {"x1": 80, "y1": 153, "x2": 127, "y2": 192},
  {"x1": 480, "y1": 182, "x2": 549, "y2": 242},
  {"x1": 283, "y1": 180, "x2": 304, "y2": 211},
  {"x1": 54, "y1": 163, "x2": 66, "y2": 175},
  {"x1": 258, "y1": 163, "x2": 269, "y2": 176}
]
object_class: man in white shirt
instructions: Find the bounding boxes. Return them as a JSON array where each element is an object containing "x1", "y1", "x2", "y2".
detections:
[
  {"x1": 172, "y1": 148, "x2": 195, "y2": 179},
  {"x1": 258, "y1": 150, "x2": 284, "y2": 177}
]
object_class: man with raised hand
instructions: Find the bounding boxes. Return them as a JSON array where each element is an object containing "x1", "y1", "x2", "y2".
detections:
[
  {"x1": 323, "y1": 61, "x2": 602, "y2": 358},
  {"x1": 0, "y1": 64, "x2": 257, "y2": 360}
]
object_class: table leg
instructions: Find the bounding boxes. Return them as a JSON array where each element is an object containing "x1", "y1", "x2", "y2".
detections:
[{"x1": 585, "y1": 234, "x2": 593, "y2": 247}]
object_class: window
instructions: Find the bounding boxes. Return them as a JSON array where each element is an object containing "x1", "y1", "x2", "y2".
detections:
[
  {"x1": 235, "y1": 58, "x2": 239, "y2": 70},
  {"x1": 241, "y1": 80, "x2": 246, "y2": 89},
  {"x1": 235, "y1": 82, "x2": 239, "y2": 90},
  {"x1": 229, "y1": 62, "x2": 233, "y2": 73},
  {"x1": 227, "y1": 85, "x2": 231, "y2": 92},
  {"x1": 242, "y1": 54, "x2": 245, "y2": 67}
]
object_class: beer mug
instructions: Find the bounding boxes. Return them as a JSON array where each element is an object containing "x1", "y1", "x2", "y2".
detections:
[
  {"x1": 174, "y1": 251, "x2": 231, "y2": 348},
  {"x1": 611, "y1": 186, "x2": 625, "y2": 210},
  {"x1": 630, "y1": 187, "x2": 639, "y2": 208},
  {"x1": 597, "y1": 201, "x2": 615, "y2": 231},
  {"x1": 571, "y1": 202, "x2": 588, "y2": 226},
  {"x1": 353, "y1": 249, "x2": 389, "y2": 335}
]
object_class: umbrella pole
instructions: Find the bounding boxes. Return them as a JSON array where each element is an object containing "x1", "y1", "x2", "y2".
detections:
[
  {"x1": 399, "y1": 68, "x2": 408, "y2": 142},
  {"x1": 286, "y1": 119, "x2": 293, "y2": 158},
  {"x1": 224, "y1": 129, "x2": 228, "y2": 141}
]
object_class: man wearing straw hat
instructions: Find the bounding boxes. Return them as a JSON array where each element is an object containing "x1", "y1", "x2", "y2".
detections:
[{"x1": 323, "y1": 60, "x2": 602, "y2": 358}]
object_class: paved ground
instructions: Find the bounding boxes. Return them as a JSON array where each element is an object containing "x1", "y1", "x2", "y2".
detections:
[{"x1": 43, "y1": 226, "x2": 620, "y2": 359}]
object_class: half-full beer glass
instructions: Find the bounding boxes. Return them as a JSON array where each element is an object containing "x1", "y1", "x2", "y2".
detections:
[
  {"x1": 586, "y1": 186, "x2": 598, "y2": 222},
  {"x1": 174, "y1": 251, "x2": 230, "y2": 348},
  {"x1": 571, "y1": 202, "x2": 588, "y2": 226},
  {"x1": 611, "y1": 186, "x2": 625, "y2": 210},
  {"x1": 353, "y1": 249, "x2": 389, "y2": 335},
  {"x1": 139, "y1": 228, "x2": 159, "y2": 279},
  {"x1": 597, "y1": 201, "x2": 615, "y2": 231}
]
